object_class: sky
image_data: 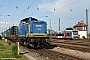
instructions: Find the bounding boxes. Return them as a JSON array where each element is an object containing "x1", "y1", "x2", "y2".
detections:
[{"x1": 0, "y1": 0, "x2": 90, "y2": 33}]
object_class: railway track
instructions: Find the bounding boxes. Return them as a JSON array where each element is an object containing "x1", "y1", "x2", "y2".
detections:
[
  {"x1": 19, "y1": 44, "x2": 84, "y2": 60},
  {"x1": 50, "y1": 39, "x2": 90, "y2": 53},
  {"x1": 9, "y1": 39, "x2": 85, "y2": 60},
  {"x1": 51, "y1": 39, "x2": 90, "y2": 46},
  {"x1": 23, "y1": 47, "x2": 84, "y2": 60},
  {"x1": 36, "y1": 49, "x2": 84, "y2": 60}
]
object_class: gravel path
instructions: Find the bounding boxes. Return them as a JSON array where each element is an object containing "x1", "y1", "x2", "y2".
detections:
[
  {"x1": 18, "y1": 43, "x2": 90, "y2": 60},
  {"x1": 24, "y1": 54, "x2": 37, "y2": 60},
  {"x1": 19, "y1": 46, "x2": 50, "y2": 60},
  {"x1": 50, "y1": 47, "x2": 90, "y2": 60}
]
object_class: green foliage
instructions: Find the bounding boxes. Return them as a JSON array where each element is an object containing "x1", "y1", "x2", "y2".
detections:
[
  {"x1": 0, "y1": 46, "x2": 6, "y2": 49},
  {"x1": 8, "y1": 42, "x2": 11, "y2": 45},
  {"x1": 82, "y1": 36, "x2": 85, "y2": 39},
  {"x1": 0, "y1": 40, "x2": 28, "y2": 60},
  {"x1": 66, "y1": 27, "x2": 73, "y2": 30},
  {"x1": 12, "y1": 45, "x2": 20, "y2": 58},
  {"x1": 0, "y1": 54, "x2": 13, "y2": 58}
]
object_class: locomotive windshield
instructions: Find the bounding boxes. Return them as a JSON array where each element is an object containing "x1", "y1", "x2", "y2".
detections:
[{"x1": 73, "y1": 31, "x2": 78, "y2": 35}]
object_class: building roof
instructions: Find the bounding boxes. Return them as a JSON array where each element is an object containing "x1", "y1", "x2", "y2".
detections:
[{"x1": 73, "y1": 22, "x2": 87, "y2": 27}]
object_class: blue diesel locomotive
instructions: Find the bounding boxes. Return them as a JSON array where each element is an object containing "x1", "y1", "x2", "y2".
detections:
[{"x1": 18, "y1": 17, "x2": 49, "y2": 48}]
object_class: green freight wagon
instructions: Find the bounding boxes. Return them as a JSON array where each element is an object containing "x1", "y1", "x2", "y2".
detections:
[
  {"x1": 6, "y1": 28, "x2": 11, "y2": 39},
  {"x1": 10, "y1": 26, "x2": 18, "y2": 35}
]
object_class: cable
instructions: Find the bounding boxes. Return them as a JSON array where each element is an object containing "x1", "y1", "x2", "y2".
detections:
[
  {"x1": 39, "y1": 0, "x2": 82, "y2": 18},
  {"x1": 9, "y1": 0, "x2": 25, "y2": 21},
  {"x1": 19, "y1": 0, "x2": 24, "y2": 7},
  {"x1": 17, "y1": 0, "x2": 36, "y2": 18},
  {"x1": 29, "y1": 0, "x2": 63, "y2": 17}
]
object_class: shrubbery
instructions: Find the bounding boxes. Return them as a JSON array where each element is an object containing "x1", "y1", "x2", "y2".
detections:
[
  {"x1": 8, "y1": 42, "x2": 11, "y2": 45},
  {"x1": 12, "y1": 45, "x2": 20, "y2": 58},
  {"x1": 82, "y1": 36, "x2": 85, "y2": 39}
]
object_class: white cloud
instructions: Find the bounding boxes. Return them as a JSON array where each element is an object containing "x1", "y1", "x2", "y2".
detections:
[
  {"x1": 38, "y1": 0, "x2": 65, "y2": 13},
  {"x1": 0, "y1": 25, "x2": 3, "y2": 28},
  {"x1": 0, "y1": 21, "x2": 13, "y2": 28},
  {"x1": 37, "y1": 0, "x2": 89, "y2": 15},
  {"x1": 37, "y1": 0, "x2": 90, "y2": 32},
  {"x1": 42, "y1": 0, "x2": 46, "y2": 3},
  {"x1": 0, "y1": 21, "x2": 9, "y2": 24}
]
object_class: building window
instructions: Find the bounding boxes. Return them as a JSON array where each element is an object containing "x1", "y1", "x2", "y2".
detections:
[{"x1": 76, "y1": 27, "x2": 83, "y2": 30}]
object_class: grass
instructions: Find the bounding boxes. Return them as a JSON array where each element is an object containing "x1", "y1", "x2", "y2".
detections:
[{"x1": 0, "y1": 39, "x2": 28, "y2": 60}]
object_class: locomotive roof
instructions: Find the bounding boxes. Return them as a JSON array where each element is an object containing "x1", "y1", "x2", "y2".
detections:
[{"x1": 21, "y1": 17, "x2": 38, "y2": 22}]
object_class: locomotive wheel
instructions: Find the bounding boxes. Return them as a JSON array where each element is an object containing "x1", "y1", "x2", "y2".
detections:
[
  {"x1": 32, "y1": 42, "x2": 38, "y2": 48},
  {"x1": 24, "y1": 42, "x2": 27, "y2": 46}
]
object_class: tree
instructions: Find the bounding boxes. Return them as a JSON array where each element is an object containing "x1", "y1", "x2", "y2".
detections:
[{"x1": 66, "y1": 27, "x2": 73, "y2": 30}]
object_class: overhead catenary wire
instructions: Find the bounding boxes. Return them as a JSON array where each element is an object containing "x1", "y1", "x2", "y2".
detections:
[
  {"x1": 39, "y1": 0, "x2": 82, "y2": 18},
  {"x1": 9, "y1": 0, "x2": 36, "y2": 27},
  {"x1": 17, "y1": 0, "x2": 36, "y2": 18},
  {"x1": 9, "y1": 0, "x2": 25, "y2": 21},
  {"x1": 42, "y1": 1, "x2": 86, "y2": 26},
  {"x1": 38, "y1": 0, "x2": 84, "y2": 30},
  {"x1": 28, "y1": 0, "x2": 62, "y2": 17},
  {"x1": 54, "y1": 0, "x2": 82, "y2": 12},
  {"x1": 18, "y1": 0, "x2": 24, "y2": 8}
]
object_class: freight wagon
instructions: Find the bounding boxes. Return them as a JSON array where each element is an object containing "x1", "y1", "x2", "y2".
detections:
[
  {"x1": 6, "y1": 29, "x2": 10, "y2": 39},
  {"x1": 18, "y1": 17, "x2": 49, "y2": 48},
  {"x1": 10, "y1": 26, "x2": 18, "y2": 41},
  {"x1": 2, "y1": 26, "x2": 18, "y2": 41}
]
